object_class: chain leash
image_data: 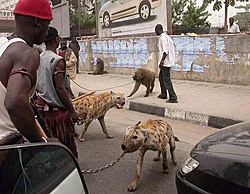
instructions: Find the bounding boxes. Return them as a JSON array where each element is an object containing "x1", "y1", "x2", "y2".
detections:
[
  {"x1": 71, "y1": 79, "x2": 134, "y2": 92},
  {"x1": 81, "y1": 152, "x2": 126, "y2": 174}
]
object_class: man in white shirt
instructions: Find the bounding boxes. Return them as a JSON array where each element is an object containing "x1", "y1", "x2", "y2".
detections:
[
  {"x1": 155, "y1": 24, "x2": 178, "y2": 103},
  {"x1": 227, "y1": 17, "x2": 240, "y2": 34}
]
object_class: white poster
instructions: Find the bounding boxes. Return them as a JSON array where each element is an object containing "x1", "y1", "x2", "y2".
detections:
[{"x1": 96, "y1": 0, "x2": 167, "y2": 38}]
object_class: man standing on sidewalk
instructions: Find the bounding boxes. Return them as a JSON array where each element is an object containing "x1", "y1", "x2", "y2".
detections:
[
  {"x1": 69, "y1": 36, "x2": 80, "y2": 74},
  {"x1": 155, "y1": 24, "x2": 178, "y2": 103},
  {"x1": 57, "y1": 39, "x2": 77, "y2": 99}
]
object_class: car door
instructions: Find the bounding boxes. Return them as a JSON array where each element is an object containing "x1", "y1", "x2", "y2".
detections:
[{"x1": 110, "y1": 0, "x2": 138, "y2": 20}]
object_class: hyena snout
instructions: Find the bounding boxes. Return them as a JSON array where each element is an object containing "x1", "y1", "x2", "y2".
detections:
[{"x1": 121, "y1": 143, "x2": 126, "y2": 151}]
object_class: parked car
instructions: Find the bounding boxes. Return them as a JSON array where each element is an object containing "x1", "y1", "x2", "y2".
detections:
[
  {"x1": 0, "y1": 143, "x2": 88, "y2": 194},
  {"x1": 99, "y1": 0, "x2": 162, "y2": 27},
  {"x1": 176, "y1": 121, "x2": 250, "y2": 194}
]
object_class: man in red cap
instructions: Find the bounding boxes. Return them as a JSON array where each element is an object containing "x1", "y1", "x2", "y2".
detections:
[{"x1": 0, "y1": 0, "x2": 53, "y2": 145}]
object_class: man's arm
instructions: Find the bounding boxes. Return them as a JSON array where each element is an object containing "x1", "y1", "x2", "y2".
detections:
[
  {"x1": 53, "y1": 59, "x2": 78, "y2": 123},
  {"x1": 159, "y1": 52, "x2": 167, "y2": 68},
  {"x1": 236, "y1": 24, "x2": 240, "y2": 33},
  {"x1": 5, "y1": 46, "x2": 45, "y2": 142}
]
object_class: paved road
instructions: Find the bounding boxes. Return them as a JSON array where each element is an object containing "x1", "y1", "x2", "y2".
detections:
[
  {"x1": 71, "y1": 72, "x2": 250, "y2": 129},
  {"x1": 75, "y1": 108, "x2": 218, "y2": 194}
]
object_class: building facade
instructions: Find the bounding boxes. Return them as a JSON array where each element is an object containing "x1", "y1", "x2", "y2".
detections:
[{"x1": 0, "y1": 0, "x2": 18, "y2": 10}]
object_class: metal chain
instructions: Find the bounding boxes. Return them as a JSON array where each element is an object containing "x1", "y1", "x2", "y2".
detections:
[
  {"x1": 71, "y1": 79, "x2": 134, "y2": 92},
  {"x1": 81, "y1": 152, "x2": 126, "y2": 174}
]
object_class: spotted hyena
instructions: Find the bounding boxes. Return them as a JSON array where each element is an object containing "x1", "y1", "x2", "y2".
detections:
[
  {"x1": 72, "y1": 91, "x2": 125, "y2": 142},
  {"x1": 121, "y1": 119, "x2": 178, "y2": 192}
]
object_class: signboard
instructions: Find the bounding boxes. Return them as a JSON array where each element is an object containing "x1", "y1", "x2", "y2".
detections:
[
  {"x1": 0, "y1": 10, "x2": 14, "y2": 20},
  {"x1": 51, "y1": 1, "x2": 70, "y2": 38},
  {"x1": 96, "y1": 0, "x2": 167, "y2": 38}
]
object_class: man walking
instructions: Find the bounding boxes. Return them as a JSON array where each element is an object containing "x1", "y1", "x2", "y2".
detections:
[
  {"x1": 0, "y1": 0, "x2": 52, "y2": 145},
  {"x1": 155, "y1": 24, "x2": 178, "y2": 103},
  {"x1": 35, "y1": 27, "x2": 79, "y2": 159}
]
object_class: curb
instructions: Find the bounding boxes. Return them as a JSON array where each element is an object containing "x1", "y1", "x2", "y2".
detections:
[
  {"x1": 76, "y1": 92, "x2": 243, "y2": 129},
  {"x1": 126, "y1": 101, "x2": 243, "y2": 129}
]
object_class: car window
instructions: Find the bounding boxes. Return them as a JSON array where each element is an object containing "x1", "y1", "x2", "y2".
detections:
[{"x1": 0, "y1": 145, "x2": 80, "y2": 194}]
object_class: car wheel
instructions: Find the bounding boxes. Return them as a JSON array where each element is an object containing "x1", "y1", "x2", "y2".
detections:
[
  {"x1": 103, "y1": 12, "x2": 111, "y2": 27},
  {"x1": 139, "y1": 2, "x2": 151, "y2": 20}
]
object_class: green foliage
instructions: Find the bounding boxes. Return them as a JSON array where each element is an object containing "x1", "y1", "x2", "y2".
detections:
[
  {"x1": 81, "y1": 13, "x2": 96, "y2": 27},
  {"x1": 172, "y1": 0, "x2": 187, "y2": 26},
  {"x1": 172, "y1": 0, "x2": 211, "y2": 34},
  {"x1": 69, "y1": 0, "x2": 96, "y2": 36},
  {"x1": 234, "y1": 4, "x2": 250, "y2": 31},
  {"x1": 203, "y1": 0, "x2": 227, "y2": 11},
  {"x1": 70, "y1": 11, "x2": 96, "y2": 27},
  {"x1": 203, "y1": 0, "x2": 248, "y2": 11}
]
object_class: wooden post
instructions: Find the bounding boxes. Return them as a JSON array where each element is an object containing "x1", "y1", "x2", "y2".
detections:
[
  {"x1": 166, "y1": 0, "x2": 173, "y2": 34},
  {"x1": 224, "y1": 0, "x2": 228, "y2": 33},
  {"x1": 95, "y1": 1, "x2": 99, "y2": 38},
  {"x1": 78, "y1": 0, "x2": 81, "y2": 36}
]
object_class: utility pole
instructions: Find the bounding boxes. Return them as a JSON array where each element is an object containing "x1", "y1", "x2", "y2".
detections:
[
  {"x1": 95, "y1": 1, "x2": 99, "y2": 38},
  {"x1": 224, "y1": 0, "x2": 228, "y2": 33},
  {"x1": 78, "y1": 0, "x2": 81, "y2": 37},
  {"x1": 166, "y1": 0, "x2": 172, "y2": 34}
]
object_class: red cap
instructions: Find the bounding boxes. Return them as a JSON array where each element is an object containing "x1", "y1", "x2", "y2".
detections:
[{"x1": 13, "y1": 0, "x2": 53, "y2": 20}]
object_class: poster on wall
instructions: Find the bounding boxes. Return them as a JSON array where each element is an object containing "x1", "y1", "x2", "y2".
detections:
[{"x1": 96, "y1": 0, "x2": 167, "y2": 38}]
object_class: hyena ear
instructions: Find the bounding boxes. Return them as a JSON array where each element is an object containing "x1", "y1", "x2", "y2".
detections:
[
  {"x1": 141, "y1": 130, "x2": 149, "y2": 139},
  {"x1": 110, "y1": 91, "x2": 114, "y2": 95},
  {"x1": 135, "y1": 121, "x2": 141, "y2": 126}
]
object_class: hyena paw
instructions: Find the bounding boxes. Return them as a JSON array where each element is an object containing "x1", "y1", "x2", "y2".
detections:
[
  {"x1": 127, "y1": 183, "x2": 137, "y2": 192},
  {"x1": 78, "y1": 137, "x2": 85, "y2": 142},
  {"x1": 163, "y1": 168, "x2": 170, "y2": 174},
  {"x1": 107, "y1": 135, "x2": 114, "y2": 139},
  {"x1": 153, "y1": 156, "x2": 160, "y2": 161}
]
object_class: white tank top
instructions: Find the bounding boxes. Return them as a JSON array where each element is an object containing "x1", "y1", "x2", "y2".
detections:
[{"x1": 0, "y1": 37, "x2": 26, "y2": 139}]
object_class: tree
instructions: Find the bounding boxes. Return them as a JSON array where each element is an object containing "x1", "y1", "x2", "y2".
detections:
[
  {"x1": 172, "y1": 0, "x2": 211, "y2": 34},
  {"x1": 236, "y1": 3, "x2": 250, "y2": 12},
  {"x1": 203, "y1": 0, "x2": 249, "y2": 33},
  {"x1": 69, "y1": 0, "x2": 96, "y2": 36},
  {"x1": 172, "y1": 0, "x2": 187, "y2": 26},
  {"x1": 235, "y1": 4, "x2": 250, "y2": 31}
]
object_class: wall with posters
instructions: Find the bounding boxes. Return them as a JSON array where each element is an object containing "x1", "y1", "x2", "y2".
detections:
[
  {"x1": 96, "y1": 0, "x2": 167, "y2": 38},
  {"x1": 79, "y1": 36, "x2": 158, "y2": 74},
  {"x1": 78, "y1": 34, "x2": 250, "y2": 85}
]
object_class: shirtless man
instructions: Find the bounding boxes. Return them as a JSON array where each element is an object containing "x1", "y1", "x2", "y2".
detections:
[{"x1": 0, "y1": 0, "x2": 52, "y2": 144}]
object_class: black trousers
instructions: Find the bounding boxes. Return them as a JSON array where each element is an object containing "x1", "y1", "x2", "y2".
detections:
[{"x1": 159, "y1": 67, "x2": 177, "y2": 100}]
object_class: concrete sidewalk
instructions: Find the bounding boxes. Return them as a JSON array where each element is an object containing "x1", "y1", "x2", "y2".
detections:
[{"x1": 71, "y1": 72, "x2": 250, "y2": 129}]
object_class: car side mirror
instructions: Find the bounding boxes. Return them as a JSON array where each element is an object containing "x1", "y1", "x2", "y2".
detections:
[{"x1": 0, "y1": 143, "x2": 88, "y2": 194}]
